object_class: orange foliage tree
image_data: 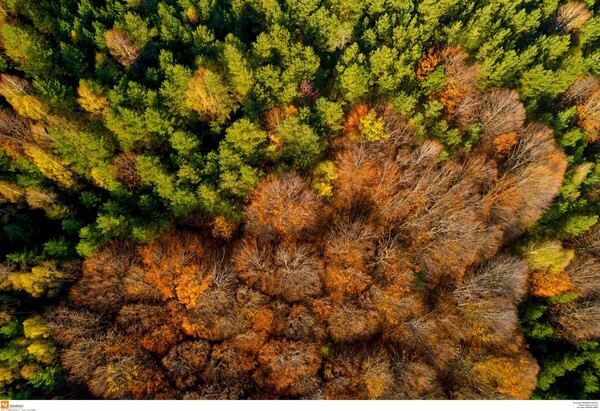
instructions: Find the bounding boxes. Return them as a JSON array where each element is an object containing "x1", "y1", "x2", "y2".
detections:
[
  {"x1": 244, "y1": 172, "x2": 322, "y2": 240},
  {"x1": 484, "y1": 124, "x2": 567, "y2": 241},
  {"x1": 470, "y1": 352, "x2": 539, "y2": 399},
  {"x1": 577, "y1": 91, "x2": 600, "y2": 142},
  {"x1": 417, "y1": 47, "x2": 479, "y2": 123}
]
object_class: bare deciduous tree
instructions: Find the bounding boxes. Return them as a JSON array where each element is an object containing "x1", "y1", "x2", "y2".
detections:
[
  {"x1": 553, "y1": 299, "x2": 600, "y2": 342},
  {"x1": 477, "y1": 89, "x2": 526, "y2": 140},
  {"x1": 104, "y1": 29, "x2": 140, "y2": 67},
  {"x1": 566, "y1": 254, "x2": 600, "y2": 298},
  {"x1": 555, "y1": 2, "x2": 592, "y2": 33}
]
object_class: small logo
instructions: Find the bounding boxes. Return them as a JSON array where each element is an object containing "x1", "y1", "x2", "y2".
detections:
[{"x1": 0, "y1": 400, "x2": 8, "y2": 409}]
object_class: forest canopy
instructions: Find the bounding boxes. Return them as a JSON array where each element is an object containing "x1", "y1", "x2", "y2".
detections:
[{"x1": 0, "y1": 0, "x2": 599, "y2": 400}]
